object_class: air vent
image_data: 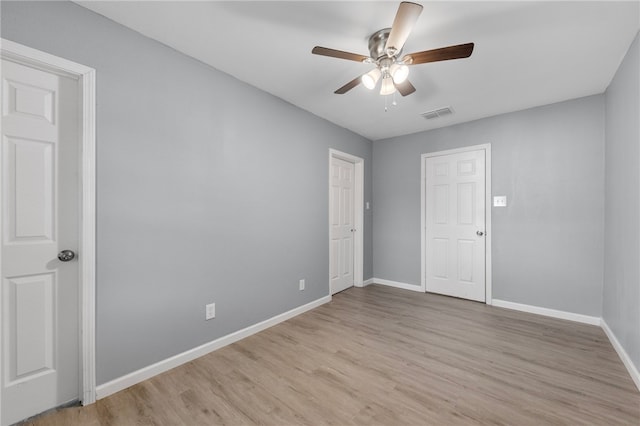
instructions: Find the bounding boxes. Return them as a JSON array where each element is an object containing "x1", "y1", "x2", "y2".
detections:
[{"x1": 421, "y1": 107, "x2": 454, "y2": 120}]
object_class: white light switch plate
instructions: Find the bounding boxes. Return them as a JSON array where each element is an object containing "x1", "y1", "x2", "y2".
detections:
[
  {"x1": 205, "y1": 303, "x2": 215, "y2": 320},
  {"x1": 493, "y1": 196, "x2": 507, "y2": 207}
]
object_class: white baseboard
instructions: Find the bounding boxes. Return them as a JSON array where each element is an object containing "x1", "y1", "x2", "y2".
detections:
[
  {"x1": 486, "y1": 300, "x2": 639, "y2": 392},
  {"x1": 96, "y1": 295, "x2": 331, "y2": 399},
  {"x1": 601, "y1": 320, "x2": 640, "y2": 392},
  {"x1": 373, "y1": 278, "x2": 424, "y2": 292},
  {"x1": 363, "y1": 278, "x2": 374, "y2": 286},
  {"x1": 491, "y1": 299, "x2": 601, "y2": 326}
]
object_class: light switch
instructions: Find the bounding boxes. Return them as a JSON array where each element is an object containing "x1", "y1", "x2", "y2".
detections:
[
  {"x1": 366, "y1": 202, "x2": 370, "y2": 210},
  {"x1": 493, "y1": 196, "x2": 507, "y2": 207},
  {"x1": 205, "y1": 303, "x2": 215, "y2": 320}
]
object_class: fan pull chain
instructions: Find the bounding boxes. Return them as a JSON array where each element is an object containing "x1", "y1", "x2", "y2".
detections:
[{"x1": 384, "y1": 92, "x2": 399, "y2": 112}]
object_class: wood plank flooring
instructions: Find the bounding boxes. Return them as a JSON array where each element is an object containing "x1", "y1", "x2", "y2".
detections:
[{"x1": 24, "y1": 285, "x2": 639, "y2": 425}]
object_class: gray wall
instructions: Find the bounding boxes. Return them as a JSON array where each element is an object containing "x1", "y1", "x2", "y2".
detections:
[
  {"x1": 4, "y1": 0, "x2": 636, "y2": 389},
  {"x1": 604, "y1": 31, "x2": 640, "y2": 372},
  {"x1": 373, "y1": 95, "x2": 605, "y2": 316},
  {"x1": 1, "y1": 1, "x2": 373, "y2": 384}
]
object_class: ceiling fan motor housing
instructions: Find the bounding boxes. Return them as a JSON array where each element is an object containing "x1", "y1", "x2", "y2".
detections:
[{"x1": 368, "y1": 28, "x2": 402, "y2": 61}]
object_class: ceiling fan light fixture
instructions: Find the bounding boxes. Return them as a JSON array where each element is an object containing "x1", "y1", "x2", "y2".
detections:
[
  {"x1": 362, "y1": 68, "x2": 381, "y2": 90},
  {"x1": 390, "y1": 63, "x2": 409, "y2": 84},
  {"x1": 311, "y1": 2, "x2": 474, "y2": 98},
  {"x1": 380, "y1": 75, "x2": 396, "y2": 95}
]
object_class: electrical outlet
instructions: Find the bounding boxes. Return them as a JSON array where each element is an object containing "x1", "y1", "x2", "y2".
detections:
[
  {"x1": 299, "y1": 279, "x2": 305, "y2": 291},
  {"x1": 205, "y1": 303, "x2": 215, "y2": 320}
]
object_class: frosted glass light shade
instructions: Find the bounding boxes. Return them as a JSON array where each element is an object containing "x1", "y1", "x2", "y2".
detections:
[
  {"x1": 380, "y1": 76, "x2": 396, "y2": 95},
  {"x1": 362, "y1": 68, "x2": 381, "y2": 90},
  {"x1": 390, "y1": 63, "x2": 409, "y2": 84}
]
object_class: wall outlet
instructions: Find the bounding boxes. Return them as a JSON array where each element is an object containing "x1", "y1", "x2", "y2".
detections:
[
  {"x1": 205, "y1": 303, "x2": 215, "y2": 320},
  {"x1": 299, "y1": 279, "x2": 305, "y2": 291}
]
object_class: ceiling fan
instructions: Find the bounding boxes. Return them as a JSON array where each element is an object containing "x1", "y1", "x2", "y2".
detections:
[{"x1": 312, "y1": 2, "x2": 474, "y2": 97}]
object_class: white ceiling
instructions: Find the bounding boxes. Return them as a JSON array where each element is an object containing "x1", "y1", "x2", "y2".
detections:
[{"x1": 76, "y1": 1, "x2": 639, "y2": 141}]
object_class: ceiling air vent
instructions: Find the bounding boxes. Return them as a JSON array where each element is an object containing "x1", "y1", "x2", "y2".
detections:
[{"x1": 421, "y1": 107, "x2": 454, "y2": 120}]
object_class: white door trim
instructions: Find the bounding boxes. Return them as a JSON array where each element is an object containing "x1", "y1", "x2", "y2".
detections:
[
  {"x1": 421, "y1": 143, "x2": 492, "y2": 304},
  {"x1": 0, "y1": 39, "x2": 97, "y2": 406},
  {"x1": 329, "y1": 149, "x2": 364, "y2": 288}
]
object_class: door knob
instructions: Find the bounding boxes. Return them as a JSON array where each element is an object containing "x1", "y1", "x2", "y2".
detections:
[
  {"x1": 476, "y1": 231, "x2": 484, "y2": 236},
  {"x1": 58, "y1": 250, "x2": 76, "y2": 262}
]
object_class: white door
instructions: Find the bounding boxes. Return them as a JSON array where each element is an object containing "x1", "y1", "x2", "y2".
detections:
[
  {"x1": 330, "y1": 157, "x2": 355, "y2": 294},
  {"x1": 1, "y1": 59, "x2": 80, "y2": 425},
  {"x1": 425, "y1": 149, "x2": 486, "y2": 302}
]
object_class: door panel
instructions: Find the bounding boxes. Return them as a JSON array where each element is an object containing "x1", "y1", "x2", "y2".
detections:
[
  {"x1": 6, "y1": 273, "x2": 55, "y2": 380},
  {"x1": 433, "y1": 238, "x2": 448, "y2": 279},
  {"x1": 457, "y1": 239, "x2": 475, "y2": 282},
  {"x1": 1, "y1": 59, "x2": 80, "y2": 426},
  {"x1": 330, "y1": 157, "x2": 355, "y2": 294},
  {"x1": 5, "y1": 137, "x2": 55, "y2": 241},
  {"x1": 457, "y1": 182, "x2": 475, "y2": 225},
  {"x1": 434, "y1": 185, "x2": 448, "y2": 224},
  {"x1": 425, "y1": 149, "x2": 485, "y2": 302}
]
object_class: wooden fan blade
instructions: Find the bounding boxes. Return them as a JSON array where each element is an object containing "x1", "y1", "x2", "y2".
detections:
[
  {"x1": 394, "y1": 79, "x2": 416, "y2": 96},
  {"x1": 334, "y1": 75, "x2": 364, "y2": 94},
  {"x1": 403, "y1": 43, "x2": 474, "y2": 65},
  {"x1": 312, "y1": 46, "x2": 369, "y2": 63},
  {"x1": 385, "y1": 2, "x2": 423, "y2": 54}
]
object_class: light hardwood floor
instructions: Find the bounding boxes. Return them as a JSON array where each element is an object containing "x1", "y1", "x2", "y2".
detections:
[{"x1": 24, "y1": 285, "x2": 639, "y2": 425}]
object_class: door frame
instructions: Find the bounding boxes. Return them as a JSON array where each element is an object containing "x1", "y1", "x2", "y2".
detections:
[
  {"x1": 0, "y1": 39, "x2": 97, "y2": 409},
  {"x1": 420, "y1": 143, "x2": 492, "y2": 304},
  {"x1": 328, "y1": 149, "x2": 364, "y2": 291}
]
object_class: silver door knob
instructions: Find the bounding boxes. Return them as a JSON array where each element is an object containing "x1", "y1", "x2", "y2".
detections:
[
  {"x1": 58, "y1": 250, "x2": 76, "y2": 262},
  {"x1": 351, "y1": 229, "x2": 356, "y2": 232},
  {"x1": 476, "y1": 231, "x2": 484, "y2": 236}
]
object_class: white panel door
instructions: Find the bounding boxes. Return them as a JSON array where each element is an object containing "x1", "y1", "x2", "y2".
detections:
[
  {"x1": 425, "y1": 149, "x2": 486, "y2": 302},
  {"x1": 1, "y1": 59, "x2": 80, "y2": 425},
  {"x1": 330, "y1": 157, "x2": 355, "y2": 294}
]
